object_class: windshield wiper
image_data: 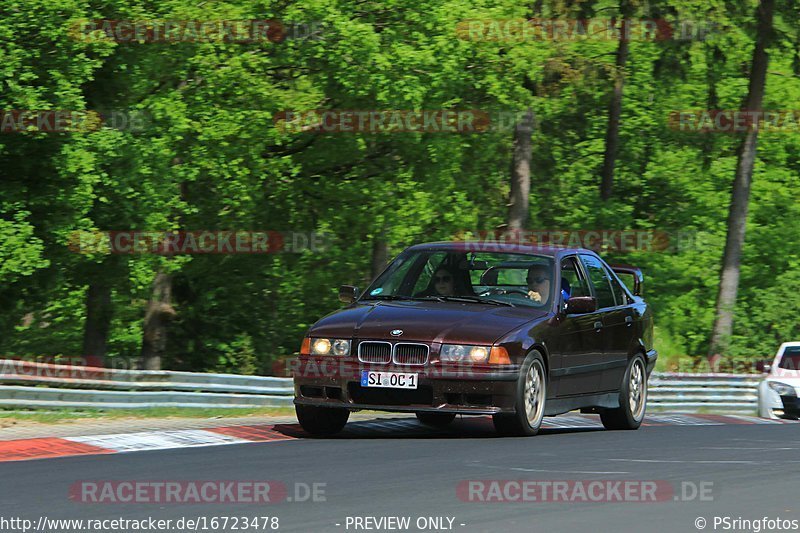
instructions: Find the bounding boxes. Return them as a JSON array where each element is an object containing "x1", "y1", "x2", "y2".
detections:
[{"x1": 419, "y1": 295, "x2": 515, "y2": 307}]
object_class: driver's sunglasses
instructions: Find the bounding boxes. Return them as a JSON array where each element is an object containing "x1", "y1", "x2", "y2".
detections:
[
  {"x1": 434, "y1": 275, "x2": 452, "y2": 283},
  {"x1": 528, "y1": 276, "x2": 548, "y2": 284}
]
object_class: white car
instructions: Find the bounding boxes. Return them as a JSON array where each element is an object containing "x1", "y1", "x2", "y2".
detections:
[{"x1": 758, "y1": 342, "x2": 800, "y2": 419}]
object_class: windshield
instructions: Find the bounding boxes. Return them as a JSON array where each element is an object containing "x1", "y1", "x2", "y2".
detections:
[
  {"x1": 778, "y1": 347, "x2": 800, "y2": 372},
  {"x1": 362, "y1": 249, "x2": 555, "y2": 308}
]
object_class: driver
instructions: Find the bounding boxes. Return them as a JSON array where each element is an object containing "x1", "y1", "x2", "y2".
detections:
[{"x1": 526, "y1": 264, "x2": 552, "y2": 304}]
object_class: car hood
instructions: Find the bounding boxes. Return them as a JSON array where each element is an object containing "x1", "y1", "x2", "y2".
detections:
[{"x1": 308, "y1": 300, "x2": 547, "y2": 345}]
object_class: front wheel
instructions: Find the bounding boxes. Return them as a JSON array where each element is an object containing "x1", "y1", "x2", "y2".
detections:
[
  {"x1": 493, "y1": 352, "x2": 547, "y2": 436},
  {"x1": 295, "y1": 404, "x2": 350, "y2": 436},
  {"x1": 600, "y1": 355, "x2": 647, "y2": 430}
]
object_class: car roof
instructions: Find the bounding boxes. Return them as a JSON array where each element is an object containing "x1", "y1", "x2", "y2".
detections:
[{"x1": 405, "y1": 241, "x2": 596, "y2": 257}]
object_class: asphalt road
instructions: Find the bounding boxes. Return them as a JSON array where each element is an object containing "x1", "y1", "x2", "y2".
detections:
[{"x1": 1, "y1": 416, "x2": 798, "y2": 533}]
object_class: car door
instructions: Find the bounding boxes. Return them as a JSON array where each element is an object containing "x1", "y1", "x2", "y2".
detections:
[
  {"x1": 578, "y1": 254, "x2": 620, "y2": 393},
  {"x1": 551, "y1": 255, "x2": 604, "y2": 397},
  {"x1": 600, "y1": 262, "x2": 638, "y2": 390}
]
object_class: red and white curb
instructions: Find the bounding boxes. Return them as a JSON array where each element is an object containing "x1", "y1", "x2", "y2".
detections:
[
  {"x1": 0, "y1": 424, "x2": 296, "y2": 463},
  {"x1": 0, "y1": 414, "x2": 794, "y2": 463}
]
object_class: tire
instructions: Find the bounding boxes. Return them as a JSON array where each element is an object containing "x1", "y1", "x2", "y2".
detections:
[
  {"x1": 415, "y1": 412, "x2": 456, "y2": 427},
  {"x1": 600, "y1": 355, "x2": 647, "y2": 430},
  {"x1": 493, "y1": 352, "x2": 547, "y2": 437},
  {"x1": 295, "y1": 404, "x2": 350, "y2": 436}
]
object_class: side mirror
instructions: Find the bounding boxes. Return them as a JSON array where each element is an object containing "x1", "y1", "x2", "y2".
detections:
[
  {"x1": 763, "y1": 364, "x2": 771, "y2": 373},
  {"x1": 565, "y1": 296, "x2": 597, "y2": 315},
  {"x1": 338, "y1": 285, "x2": 360, "y2": 304}
]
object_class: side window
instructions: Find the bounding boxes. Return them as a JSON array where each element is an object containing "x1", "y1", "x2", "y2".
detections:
[
  {"x1": 579, "y1": 255, "x2": 616, "y2": 309},
  {"x1": 609, "y1": 275, "x2": 629, "y2": 306},
  {"x1": 560, "y1": 256, "x2": 591, "y2": 298}
]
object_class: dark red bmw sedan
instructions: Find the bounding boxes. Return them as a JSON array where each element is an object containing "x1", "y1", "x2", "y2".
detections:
[{"x1": 293, "y1": 242, "x2": 656, "y2": 436}]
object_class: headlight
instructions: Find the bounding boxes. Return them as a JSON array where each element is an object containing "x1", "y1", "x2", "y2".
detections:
[
  {"x1": 311, "y1": 338, "x2": 350, "y2": 356},
  {"x1": 332, "y1": 339, "x2": 351, "y2": 356},
  {"x1": 768, "y1": 381, "x2": 797, "y2": 396},
  {"x1": 440, "y1": 344, "x2": 490, "y2": 363}
]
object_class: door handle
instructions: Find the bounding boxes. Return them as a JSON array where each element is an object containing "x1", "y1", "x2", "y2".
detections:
[
  {"x1": 593, "y1": 321, "x2": 603, "y2": 330},
  {"x1": 625, "y1": 316, "x2": 633, "y2": 326}
]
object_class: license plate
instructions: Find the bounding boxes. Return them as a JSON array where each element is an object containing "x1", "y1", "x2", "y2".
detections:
[{"x1": 360, "y1": 371, "x2": 418, "y2": 389}]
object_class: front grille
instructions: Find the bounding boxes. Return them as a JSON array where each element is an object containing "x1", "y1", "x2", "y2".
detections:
[
  {"x1": 358, "y1": 341, "x2": 392, "y2": 363},
  {"x1": 393, "y1": 343, "x2": 429, "y2": 365}
]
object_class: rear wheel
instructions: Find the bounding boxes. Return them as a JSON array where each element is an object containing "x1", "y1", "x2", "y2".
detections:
[
  {"x1": 600, "y1": 355, "x2": 647, "y2": 430},
  {"x1": 493, "y1": 352, "x2": 546, "y2": 436},
  {"x1": 295, "y1": 404, "x2": 350, "y2": 436},
  {"x1": 415, "y1": 412, "x2": 456, "y2": 427}
]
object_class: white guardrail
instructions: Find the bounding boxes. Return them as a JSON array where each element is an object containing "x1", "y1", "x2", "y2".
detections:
[
  {"x1": 0, "y1": 359, "x2": 295, "y2": 409},
  {"x1": 648, "y1": 373, "x2": 761, "y2": 414},
  {"x1": 0, "y1": 359, "x2": 762, "y2": 413}
]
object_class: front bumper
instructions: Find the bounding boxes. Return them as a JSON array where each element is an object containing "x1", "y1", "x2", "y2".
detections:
[
  {"x1": 645, "y1": 349, "x2": 658, "y2": 375},
  {"x1": 292, "y1": 356, "x2": 520, "y2": 415}
]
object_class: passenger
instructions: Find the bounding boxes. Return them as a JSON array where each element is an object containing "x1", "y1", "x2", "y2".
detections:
[
  {"x1": 432, "y1": 267, "x2": 456, "y2": 296},
  {"x1": 414, "y1": 266, "x2": 458, "y2": 297}
]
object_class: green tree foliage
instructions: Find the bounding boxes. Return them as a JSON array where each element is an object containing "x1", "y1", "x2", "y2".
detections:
[{"x1": 1, "y1": 0, "x2": 798, "y2": 373}]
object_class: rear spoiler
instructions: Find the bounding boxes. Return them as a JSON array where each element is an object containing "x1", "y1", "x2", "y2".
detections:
[{"x1": 609, "y1": 264, "x2": 643, "y2": 296}]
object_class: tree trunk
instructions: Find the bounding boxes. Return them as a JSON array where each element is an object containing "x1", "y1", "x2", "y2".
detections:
[
  {"x1": 141, "y1": 271, "x2": 175, "y2": 370},
  {"x1": 708, "y1": 0, "x2": 774, "y2": 368},
  {"x1": 507, "y1": 108, "x2": 535, "y2": 230},
  {"x1": 599, "y1": 1, "x2": 632, "y2": 201},
  {"x1": 370, "y1": 235, "x2": 389, "y2": 281},
  {"x1": 81, "y1": 282, "x2": 112, "y2": 362}
]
